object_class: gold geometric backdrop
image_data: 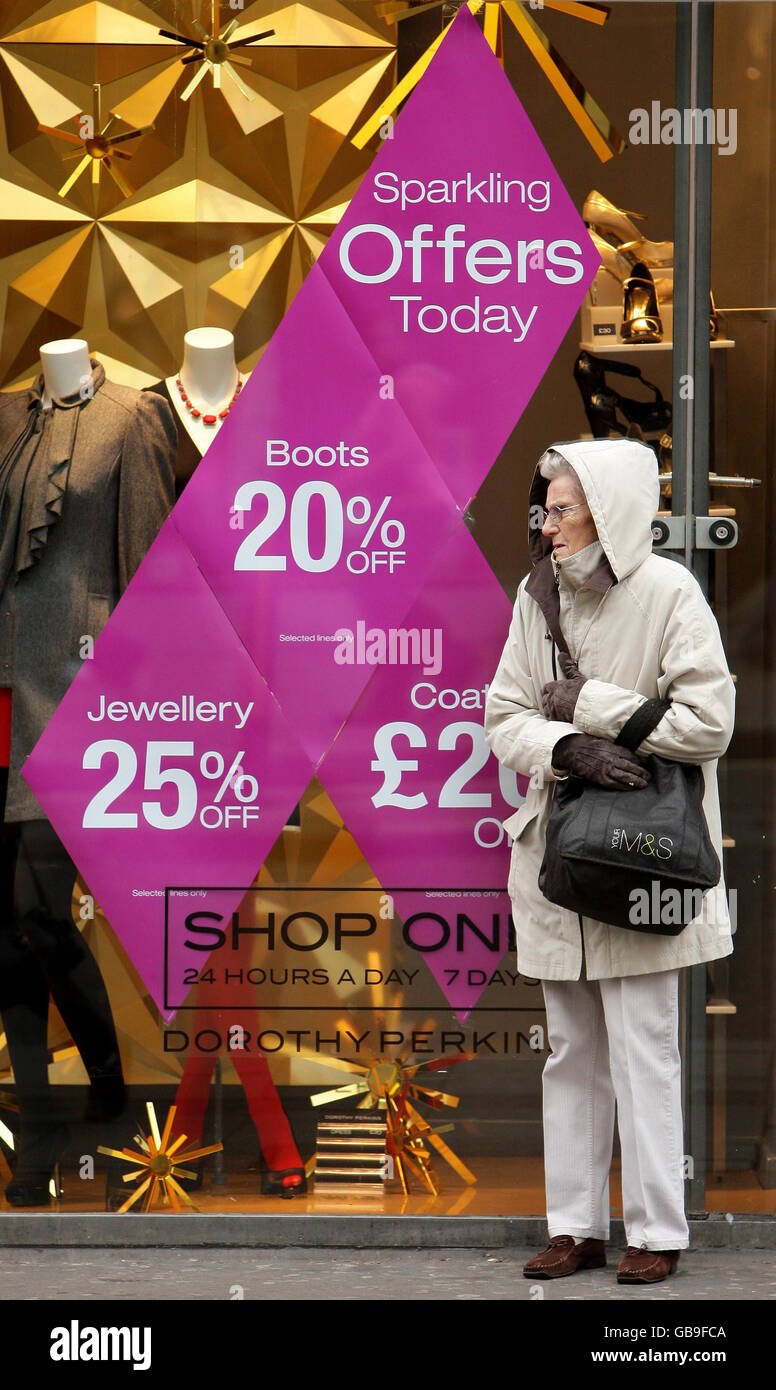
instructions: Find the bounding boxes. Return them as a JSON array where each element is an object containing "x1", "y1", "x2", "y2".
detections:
[{"x1": 0, "y1": 0, "x2": 396, "y2": 387}]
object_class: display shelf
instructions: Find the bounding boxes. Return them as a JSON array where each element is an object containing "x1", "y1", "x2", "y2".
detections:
[
  {"x1": 656, "y1": 506, "x2": 736, "y2": 518},
  {"x1": 2, "y1": 1158, "x2": 773, "y2": 1221},
  {"x1": 579, "y1": 338, "x2": 735, "y2": 354},
  {"x1": 707, "y1": 998, "x2": 736, "y2": 1013}
]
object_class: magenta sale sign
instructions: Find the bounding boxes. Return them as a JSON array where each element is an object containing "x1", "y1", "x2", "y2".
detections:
[
  {"x1": 317, "y1": 527, "x2": 527, "y2": 1018},
  {"x1": 23, "y1": 522, "x2": 315, "y2": 1015},
  {"x1": 172, "y1": 267, "x2": 462, "y2": 769},
  {"x1": 320, "y1": 9, "x2": 599, "y2": 509},
  {"x1": 23, "y1": 7, "x2": 596, "y2": 1021}
]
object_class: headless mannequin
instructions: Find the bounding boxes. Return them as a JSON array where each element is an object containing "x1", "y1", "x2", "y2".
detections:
[
  {"x1": 165, "y1": 331, "x2": 302, "y2": 1193},
  {"x1": 146, "y1": 329, "x2": 249, "y2": 497},
  {"x1": 0, "y1": 339, "x2": 127, "y2": 1205},
  {"x1": 39, "y1": 338, "x2": 92, "y2": 405},
  {"x1": 172, "y1": 327, "x2": 243, "y2": 443}
]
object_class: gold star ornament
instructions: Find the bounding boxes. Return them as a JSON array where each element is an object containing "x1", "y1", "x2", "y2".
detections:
[
  {"x1": 38, "y1": 82, "x2": 153, "y2": 200},
  {"x1": 98, "y1": 1101, "x2": 223, "y2": 1212},
  {"x1": 308, "y1": 1050, "x2": 476, "y2": 1196},
  {"x1": 159, "y1": 0, "x2": 275, "y2": 103}
]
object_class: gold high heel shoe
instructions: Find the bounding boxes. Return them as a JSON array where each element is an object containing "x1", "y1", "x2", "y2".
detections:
[
  {"x1": 588, "y1": 230, "x2": 673, "y2": 307},
  {"x1": 621, "y1": 261, "x2": 663, "y2": 343},
  {"x1": 588, "y1": 230, "x2": 633, "y2": 306},
  {"x1": 584, "y1": 189, "x2": 674, "y2": 269}
]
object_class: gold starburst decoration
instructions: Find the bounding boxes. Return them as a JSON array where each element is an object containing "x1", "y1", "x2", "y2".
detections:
[
  {"x1": 358, "y1": 0, "x2": 624, "y2": 162},
  {"x1": 308, "y1": 1050, "x2": 476, "y2": 1196},
  {"x1": 98, "y1": 1102, "x2": 222, "y2": 1212},
  {"x1": 159, "y1": 1, "x2": 275, "y2": 104},
  {"x1": 38, "y1": 82, "x2": 153, "y2": 200}
]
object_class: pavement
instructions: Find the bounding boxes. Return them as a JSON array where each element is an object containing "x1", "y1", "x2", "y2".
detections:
[{"x1": 1, "y1": 1244, "x2": 774, "y2": 1300}]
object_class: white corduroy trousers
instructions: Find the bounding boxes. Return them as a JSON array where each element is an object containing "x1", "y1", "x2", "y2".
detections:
[{"x1": 541, "y1": 969, "x2": 690, "y2": 1251}]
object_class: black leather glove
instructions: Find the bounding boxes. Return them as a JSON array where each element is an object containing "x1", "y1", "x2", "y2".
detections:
[
  {"x1": 552, "y1": 733, "x2": 651, "y2": 789},
  {"x1": 542, "y1": 674, "x2": 587, "y2": 722}
]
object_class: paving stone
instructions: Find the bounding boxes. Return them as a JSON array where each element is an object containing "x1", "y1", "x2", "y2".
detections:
[{"x1": 1, "y1": 1245, "x2": 774, "y2": 1301}]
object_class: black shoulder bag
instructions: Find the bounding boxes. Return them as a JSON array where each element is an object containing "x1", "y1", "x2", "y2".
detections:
[{"x1": 538, "y1": 613, "x2": 720, "y2": 936}]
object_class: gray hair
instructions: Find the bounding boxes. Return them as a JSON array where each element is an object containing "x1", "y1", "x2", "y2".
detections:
[{"x1": 538, "y1": 448, "x2": 584, "y2": 495}]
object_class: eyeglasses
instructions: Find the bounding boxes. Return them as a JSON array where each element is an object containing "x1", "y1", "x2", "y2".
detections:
[{"x1": 542, "y1": 503, "x2": 586, "y2": 525}]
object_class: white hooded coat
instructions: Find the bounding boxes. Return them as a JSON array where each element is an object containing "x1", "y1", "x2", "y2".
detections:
[{"x1": 484, "y1": 437, "x2": 735, "y2": 980}]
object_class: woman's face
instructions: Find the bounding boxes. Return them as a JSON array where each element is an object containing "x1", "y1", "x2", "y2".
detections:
[{"x1": 542, "y1": 476, "x2": 599, "y2": 558}]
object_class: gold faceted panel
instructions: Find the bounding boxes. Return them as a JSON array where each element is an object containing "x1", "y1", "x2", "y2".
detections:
[
  {"x1": 106, "y1": 177, "x2": 290, "y2": 260},
  {"x1": 3, "y1": 3, "x2": 181, "y2": 46},
  {"x1": 0, "y1": 177, "x2": 89, "y2": 258},
  {"x1": 0, "y1": 224, "x2": 93, "y2": 382},
  {"x1": 0, "y1": 0, "x2": 397, "y2": 386}
]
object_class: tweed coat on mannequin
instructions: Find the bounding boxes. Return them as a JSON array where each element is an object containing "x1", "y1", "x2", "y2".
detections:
[{"x1": 0, "y1": 360, "x2": 176, "y2": 821}]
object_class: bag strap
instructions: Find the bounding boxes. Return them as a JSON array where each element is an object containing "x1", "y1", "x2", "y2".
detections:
[
  {"x1": 614, "y1": 697, "x2": 671, "y2": 751},
  {"x1": 542, "y1": 571, "x2": 572, "y2": 658}
]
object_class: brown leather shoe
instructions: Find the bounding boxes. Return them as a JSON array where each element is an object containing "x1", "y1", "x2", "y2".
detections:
[
  {"x1": 617, "y1": 1247, "x2": 680, "y2": 1284},
  {"x1": 523, "y1": 1235, "x2": 606, "y2": 1279}
]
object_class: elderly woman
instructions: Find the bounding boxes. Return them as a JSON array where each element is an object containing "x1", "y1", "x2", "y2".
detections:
[{"x1": 484, "y1": 438, "x2": 735, "y2": 1284}]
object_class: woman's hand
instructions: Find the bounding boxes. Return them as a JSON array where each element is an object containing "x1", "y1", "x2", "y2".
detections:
[
  {"x1": 552, "y1": 733, "x2": 651, "y2": 788},
  {"x1": 542, "y1": 673, "x2": 587, "y2": 722}
]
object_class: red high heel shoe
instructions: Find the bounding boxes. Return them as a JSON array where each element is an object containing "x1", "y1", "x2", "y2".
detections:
[{"x1": 260, "y1": 1167, "x2": 307, "y2": 1198}]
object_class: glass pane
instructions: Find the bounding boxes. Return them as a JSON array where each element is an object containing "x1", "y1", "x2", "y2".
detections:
[
  {"x1": 707, "y1": 0, "x2": 776, "y2": 1214},
  {"x1": 1, "y1": 0, "x2": 769, "y2": 1243}
]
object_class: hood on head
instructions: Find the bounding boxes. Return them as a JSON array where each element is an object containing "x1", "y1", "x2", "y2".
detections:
[{"x1": 528, "y1": 436, "x2": 660, "y2": 582}]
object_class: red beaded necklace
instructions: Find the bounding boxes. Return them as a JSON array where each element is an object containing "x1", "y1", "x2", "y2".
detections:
[{"x1": 175, "y1": 375, "x2": 243, "y2": 424}]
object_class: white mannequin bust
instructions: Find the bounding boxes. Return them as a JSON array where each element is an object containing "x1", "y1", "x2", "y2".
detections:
[
  {"x1": 166, "y1": 327, "x2": 248, "y2": 456},
  {"x1": 39, "y1": 338, "x2": 93, "y2": 406}
]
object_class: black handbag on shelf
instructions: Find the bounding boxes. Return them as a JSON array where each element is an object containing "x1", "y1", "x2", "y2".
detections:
[{"x1": 538, "y1": 620, "x2": 720, "y2": 936}]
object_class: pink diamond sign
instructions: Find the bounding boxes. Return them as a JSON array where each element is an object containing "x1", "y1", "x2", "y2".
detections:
[
  {"x1": 320, "y1": 4, "x2": 599, "y2": 509},
  {"x1": 172, "y1": 266, "x2": 462, "y2": 769},
  {"x1": 317, "y1": 525, "x2": 526, "y2": 1019},
  {"x1": 23, "y1": 521, "x2": 314, "y2": 1018}
]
